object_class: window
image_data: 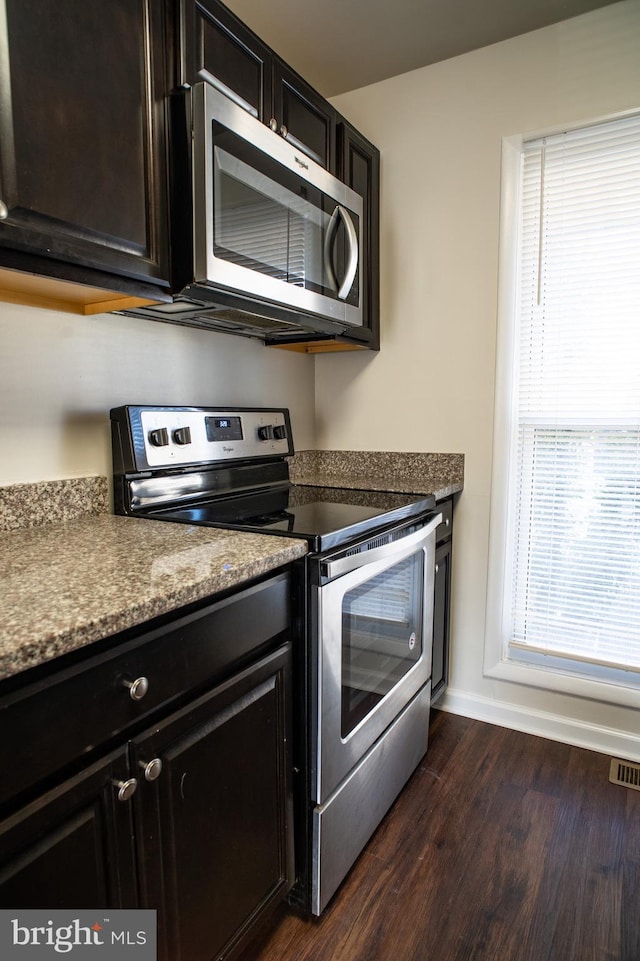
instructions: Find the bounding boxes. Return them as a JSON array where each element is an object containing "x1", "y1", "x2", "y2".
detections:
[{"x1": 486, "y1": 113, "x2": 640, "y2": 699}]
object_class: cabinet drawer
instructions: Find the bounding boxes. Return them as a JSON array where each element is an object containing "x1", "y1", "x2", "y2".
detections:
[
  {"x1": 435, "y1": 498, "x2": 453, "y2": 544},
  {"x1": 0, "y1": 571, "x2": 290, "y2": 812}
]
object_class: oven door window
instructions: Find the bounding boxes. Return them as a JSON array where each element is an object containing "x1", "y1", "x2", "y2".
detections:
[
  {"x1": 211, "y1": 124, "x2": 360, "y2": 306},
  {"x1": 341, "y1": 552, "x2": 424, "y2": 738}
]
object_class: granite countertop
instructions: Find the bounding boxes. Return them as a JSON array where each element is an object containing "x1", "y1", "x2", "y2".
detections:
[
  {"x1": 289, "y1": 450, "x2": 464, "y2": 502},
  {"x1": 0, "y1": 514, "x2": 307, "y2": 683}
]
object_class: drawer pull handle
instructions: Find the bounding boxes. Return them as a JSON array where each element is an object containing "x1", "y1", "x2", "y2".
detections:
[
  {"x1": 435, "y1": 563, "x2": 439, "y2": 574},
  {"x1": 0, "y1": 200, "x2": 8, "y2": 220},
  {"x1": 114, "y1": 777, "x2": 138, "y2": 802},
  {"x1": 140, "y1": 758, "x2": 163, "y2": 782},
  {"x1": 124, "y1": 676, "x2": 149, "y2": 701}
]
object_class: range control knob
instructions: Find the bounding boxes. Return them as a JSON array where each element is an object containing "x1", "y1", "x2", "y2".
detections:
[
  {"x1": 148, "y1": 428, "x2": 169, "y2": 447},
  {"x1": 273, "y1": 425, "x2": 287, "y2": 440},
  {"x1": 257, "y1": 425, "x2": 275, "y2": 441},
  {"x1": 173, "y1": 426, "x2": 192, "y2": 446}
]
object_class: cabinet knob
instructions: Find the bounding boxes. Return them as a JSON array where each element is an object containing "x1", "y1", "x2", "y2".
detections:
[
  {"x1": 435, "y1": 563, "x2": 439, "y2": 574},
  {"x1": 269, "y1": 117, "x2": 278, "y2": 132},
  {"x1": 140, "y1": 758, "x2": 163, "y2": 782},
  {"x1": 0, "y1": 200, "x2": 8, "y2": 220},
  {"x1": 114, "y1": 777, "x2": 138, "y2": 802},
  {"x1": 280, "y1": 124, "x2": 288, "y2": 139},
  {"x1": 445, "y1": 517, "x2": 450, "y2": 527},
  {"x1": 124, "y1": 676, "x2": 149, "y2": 701}
]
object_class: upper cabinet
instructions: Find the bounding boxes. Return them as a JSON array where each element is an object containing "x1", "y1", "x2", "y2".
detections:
[
  {"x1": 0, "y1": 0, "x2": 171, "y2": 310},
  {"x1": 180, "y1": 0, "x2": 336, "y2": 172},
  {"x1": 180, "y1": 0, "x2": 271, "y2": 122},
  {"x1": 336, "y1": 120, "x2": 380, "y2": 351},
  {"x1": 272, "y1": 58, "x2": 337, "y2": 173}
]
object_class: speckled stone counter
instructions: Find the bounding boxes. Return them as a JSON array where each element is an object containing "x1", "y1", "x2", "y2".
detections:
[
  {"x1": 0, "y1": 515, "x2": 307, "y2": 682},
  {"x1": 0, "y1": 476, "x2": 109, "y2": 531},
  {"x1": 288, "y1": 450, "x2": 464, "y2": 502}
]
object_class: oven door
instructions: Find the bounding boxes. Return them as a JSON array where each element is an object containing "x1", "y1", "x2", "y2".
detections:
[
  {"x1": 192, "y1": 83, "x2": 363, "y2": 329},
  {"x1": 311, "y1": 514, "x2": 440, "y2": 804}
]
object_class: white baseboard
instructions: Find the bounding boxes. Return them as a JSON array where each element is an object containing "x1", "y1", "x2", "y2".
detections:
[{"x1": 437, "y1": 687, "x2": 640, "y2": 762}]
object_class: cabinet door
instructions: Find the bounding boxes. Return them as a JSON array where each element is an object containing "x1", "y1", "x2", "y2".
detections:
[
  {"x1": 180, "y1": 0, "x2": 272, "y2": 121},
  {"x1": 272, "y1": 59, "x2": 336, "y2": 172},
  {"x1": 132, "y1": 644, "x2": 293, "y2": 961},
  {"x1": 337, "y1": 121, "x2": 380, "y2": 349},
  {"x1": 0, "y1": 0, "x2": 169, "y2": 288},
  {"x1": 431, "y1": 539, "x2": 452, "y2": 704},
  {"x1": 0, "y1": 749, "x2": 137, "y2": 909}
]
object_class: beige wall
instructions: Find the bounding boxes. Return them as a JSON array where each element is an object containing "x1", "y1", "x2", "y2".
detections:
[
  {"x1": 324, "y1": 1, "x2": 640, "y2": 754},
  {"x1": 0, "y1": 303, "x2": 315, "y2": 486}
]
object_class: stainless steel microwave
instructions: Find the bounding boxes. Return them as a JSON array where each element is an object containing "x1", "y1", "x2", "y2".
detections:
[{"x1": 120, "y1": 84, "x2": 364, "y2": 341}]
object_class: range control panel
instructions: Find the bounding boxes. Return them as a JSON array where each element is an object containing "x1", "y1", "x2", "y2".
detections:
[{"x1": 111, "y1": 406, "x2": 293, "y2": 472}]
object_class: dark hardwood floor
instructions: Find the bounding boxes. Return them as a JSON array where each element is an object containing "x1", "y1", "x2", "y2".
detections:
[{"x1": 241, "y1": 710, "x2": 640, "y2": 961}]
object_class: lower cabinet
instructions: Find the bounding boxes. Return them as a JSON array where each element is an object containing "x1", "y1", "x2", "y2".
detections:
[
  {"x1": 0, "y1": 748, "x2": 137, "y2": 909},
  {"x1": 0, "y1": 574, "x2": 293, "y2": 961},
  {"x1": 431, "y1": 498, "x2": 454, "y2": 704},
  {"x1": 134, "y1": 645, "x2": 292, "y2": 961}
]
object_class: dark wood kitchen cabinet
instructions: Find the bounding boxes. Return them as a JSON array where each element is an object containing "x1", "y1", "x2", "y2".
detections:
[
  {"x1": 180, "y1": 0, "x2": 336, "y2": 171},
  {"x1": 134, "y1": 645, "x2": 292, "y2": 961},
  {"x1": 0, "y1": 748, "x2": 138, "y2": 909},
  {"x1": 0, "y1": 572, "x2": 293, "y2": 961},
  {"x1": 179, "y1": 0, "x2": 271, "y2": 122},
  {"x1": 0, "y1": 0, "x2": 171, "y2": 308},
  {"x1": 335, "y1": 120, "x2": 380, "y2": 351},
  {"x1": 271, "y1": 58, "x2": 336, "y2": 172},
  {"x1": 431, "y1": 498, "x2": 454, "y2": 704}
]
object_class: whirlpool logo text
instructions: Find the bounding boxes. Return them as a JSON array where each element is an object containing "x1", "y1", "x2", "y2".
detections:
[{"x1": 0, "y1": 911, "x2": 157, "y2": 960}]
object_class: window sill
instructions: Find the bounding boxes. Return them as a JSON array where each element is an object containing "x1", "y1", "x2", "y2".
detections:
[{"x1": 484, "y1": 655, "x2": 640, "y2": 710}]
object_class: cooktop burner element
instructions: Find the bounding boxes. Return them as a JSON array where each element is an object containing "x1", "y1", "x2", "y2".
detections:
[{"x1": 111, "y1": 405, "x2": 435, "y2": 550}]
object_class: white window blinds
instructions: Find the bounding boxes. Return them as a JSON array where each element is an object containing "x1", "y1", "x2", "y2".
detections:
[{"x1": 509, "y1": 113, "x2": 640, "y2": 674}]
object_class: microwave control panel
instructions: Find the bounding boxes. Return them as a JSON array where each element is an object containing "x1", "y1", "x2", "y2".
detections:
[{"x1": 111, "y1": 406, "x2": 293, "y2": 472}]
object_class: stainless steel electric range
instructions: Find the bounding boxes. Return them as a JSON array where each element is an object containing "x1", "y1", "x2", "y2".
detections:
[{"x1": 111, "y1": 405, "x2": 440, "y2": 915}]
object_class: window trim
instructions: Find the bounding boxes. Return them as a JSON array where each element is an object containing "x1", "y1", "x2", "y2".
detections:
[{"x1": 484, "y1": 131, "x2": 640, "y2": 712}]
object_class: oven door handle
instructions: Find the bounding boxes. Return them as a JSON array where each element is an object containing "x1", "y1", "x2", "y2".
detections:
[{"x1": 322, "y1": 513, "x2": 441, "y2": 579}]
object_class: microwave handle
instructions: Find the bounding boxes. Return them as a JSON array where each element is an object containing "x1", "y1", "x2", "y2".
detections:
[
  {"x1": 323, "y1": 205, "x2": 359, "y2": 301},
  {"x1": 338, "y1": 206, "x2": 358, "y2": 300}
]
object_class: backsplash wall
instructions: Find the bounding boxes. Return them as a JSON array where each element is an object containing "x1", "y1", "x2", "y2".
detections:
[{"x1": 0, "y1": 302, "x2": 316, "y2": 486}]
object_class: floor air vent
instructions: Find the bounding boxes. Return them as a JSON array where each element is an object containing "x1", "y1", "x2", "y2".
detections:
[{"x1": 609, "y1": 757, "x2": 640, "y2": 791}]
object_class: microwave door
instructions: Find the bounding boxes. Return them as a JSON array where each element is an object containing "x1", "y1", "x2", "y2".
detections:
[{"x1": 212, "y1": 147, "x2": 325, "y2": 288}]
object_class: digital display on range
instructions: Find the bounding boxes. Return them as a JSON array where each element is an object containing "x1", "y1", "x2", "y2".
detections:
[{"x1": 205, "y1": 415, "x2": 243, "y2": 442}]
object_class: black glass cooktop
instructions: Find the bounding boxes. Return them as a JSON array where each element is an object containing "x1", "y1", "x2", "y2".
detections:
[{"x1": 152, "y1": 484, "x2": 435, "y2": 552}]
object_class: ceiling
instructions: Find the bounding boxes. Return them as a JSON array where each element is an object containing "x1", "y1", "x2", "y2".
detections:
[{"x1": 223, "y1": 0, "x2": 621, "y2": 97}]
